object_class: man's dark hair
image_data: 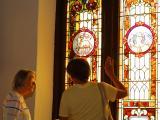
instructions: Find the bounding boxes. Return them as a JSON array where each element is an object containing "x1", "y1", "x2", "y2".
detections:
[
  {"x1": 67, "y1": 58, "x2": 90, "y2": 82},
  {"x1": 13, "y1": 69, "x2": 34, "y2": 89}
]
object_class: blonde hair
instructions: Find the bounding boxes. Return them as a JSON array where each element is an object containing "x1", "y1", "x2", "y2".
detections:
[{"x1": 13, "y1": 69, "x2": 35, "y2": 89}]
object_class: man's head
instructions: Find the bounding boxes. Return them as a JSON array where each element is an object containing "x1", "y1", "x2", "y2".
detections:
[
  {"x1": 67, "y1": 58, "x2": 90, "y2": 82},
  {"x1": 13, "y1": 69, "x2": 36, "y2": 97}
]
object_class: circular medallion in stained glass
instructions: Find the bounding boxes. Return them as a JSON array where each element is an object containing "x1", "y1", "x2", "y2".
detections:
[
  {"x1": 124, "y1": 22, "x2": 155, "y2": 57},
  {"x1": 71, "y1": 29, "x2": 97, "y2": 57}
]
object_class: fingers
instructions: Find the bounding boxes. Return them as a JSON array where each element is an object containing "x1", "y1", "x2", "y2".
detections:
[
  {"x1": 105, "y1": 56, "x2": 114, "y2": 66},
  {"x1": 105, "y1": 57, "x2": 115, "y2": 78}
]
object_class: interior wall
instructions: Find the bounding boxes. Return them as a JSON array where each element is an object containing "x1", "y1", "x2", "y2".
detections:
[
  {"x1": 0, "y1": 0, "x2": 38, "y2": 119},
  {"x1": 34, "y1": 0, "x2": 56, "y2": 119},
  {"x1": 0, "y1": 0, "x2": 56, "y2": 120}
]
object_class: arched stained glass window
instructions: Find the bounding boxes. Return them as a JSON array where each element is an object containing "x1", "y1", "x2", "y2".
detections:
[
  {"x1": 65, "y1": 0, "x2": 102, "y2": 89},
  {"x1": 119, "y1": 0, "x2": 160, "y2": 119}
]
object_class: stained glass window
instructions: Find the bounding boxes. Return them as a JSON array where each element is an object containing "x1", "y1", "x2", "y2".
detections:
[
  {"x1": 119, "y1": 0, "x2": 160, "y2": 119},
  {"x1": 65, "y1": 0, "x2": 102, "y2": 89}
]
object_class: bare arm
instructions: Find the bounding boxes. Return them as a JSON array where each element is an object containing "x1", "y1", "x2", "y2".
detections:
[{"x1": 104, "y1": 56, "x2": 128, "y2": 99}]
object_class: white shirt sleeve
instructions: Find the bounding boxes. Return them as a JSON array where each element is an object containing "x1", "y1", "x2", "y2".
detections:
[
  {"x1": 101, "y1": 82, "x2": 118, "y2": 102},
  {"x1": 59, "y1": 91, "x2": 69, "y2": 117}
]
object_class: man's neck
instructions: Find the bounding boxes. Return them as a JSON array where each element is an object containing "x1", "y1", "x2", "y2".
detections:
[
  {"x1": 14, "y1": 88, "x2": 26, "y2": 97},
  {"x1": 73, "y1": 79, "x2": 88, "y2": 85}
]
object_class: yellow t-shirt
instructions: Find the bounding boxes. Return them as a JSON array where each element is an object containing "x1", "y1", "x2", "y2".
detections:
[{"x1": 59, "y1": 82, "x2": 117, "y2": 120}]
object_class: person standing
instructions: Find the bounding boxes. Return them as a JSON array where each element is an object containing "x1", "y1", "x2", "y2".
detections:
[
  {"x1": 2, "y1": 69, "x2": 36, "y2": 120},
  {"x1": 59, "y1": 57, "x2": 128, "y2": 120}
]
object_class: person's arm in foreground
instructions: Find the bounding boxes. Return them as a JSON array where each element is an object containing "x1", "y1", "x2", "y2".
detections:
[{"x1": 105, "y1": 56, "x2": 128, "y2": 99}]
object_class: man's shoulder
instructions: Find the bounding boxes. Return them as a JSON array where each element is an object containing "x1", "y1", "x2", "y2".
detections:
[
  {"x1": 63, "y1": 85, "x2": 76, "y2": 94},
  {"x1": 3, "y1": 91, "x2": 24, "y2": 108},
  {"x1": 100, "y1": 82, "x2": 112, "y2": 87}
]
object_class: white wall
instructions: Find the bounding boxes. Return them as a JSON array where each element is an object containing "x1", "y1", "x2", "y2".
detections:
[
  {"x1": 34, "y1": 0, "x2": 56, "y2": 119},
  {"x1": 0, "y1": 0, "x2": 56, "y2": 119}
]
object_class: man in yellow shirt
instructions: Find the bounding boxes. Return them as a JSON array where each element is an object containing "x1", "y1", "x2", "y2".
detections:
[{"x1": 59, "y1": 57, "x2": 127, "y2": 120}]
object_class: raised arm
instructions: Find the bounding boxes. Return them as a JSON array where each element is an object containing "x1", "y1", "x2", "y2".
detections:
[{"x1": 104, "y1": 56, "x2": 128, "y2": 99}]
